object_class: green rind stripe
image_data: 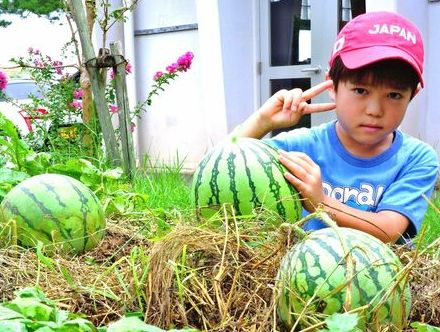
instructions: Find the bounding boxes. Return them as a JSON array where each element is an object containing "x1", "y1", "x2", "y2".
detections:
[
  {"x1": 207, "y1": 148, "x2": 223, "y2": 206},
  {"x1": 65, "y1": 177, "x2": 93, "y2": 252},
  {"x1": 239, "y1": 145, "x2": 262, "y2": 208},
  {"x1": 20, "y1": 185, "x2": 73, "y2": 241},
  {"x1": 248, "y1": 143, "x2": 286, "y2": 218},
  {"x1": 6, "y1": 184, "x2": 76, "y2": 251},
  {"x1": 226, "y1": 150, "x2": 241, "y2": 215},
  {"x1": 257, "y1": 142, "x2": 299, "y2": 199},
  {"x1": 2, "y1": 200, "x2": 53, "y2": 242},
  {"x1": 193, "y1": 148, "x2": 215, "y2": 206}
]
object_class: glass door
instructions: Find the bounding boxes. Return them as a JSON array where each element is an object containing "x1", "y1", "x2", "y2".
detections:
[{"x1": 259, "y1": 0, "x2": 365, "y2": 135}]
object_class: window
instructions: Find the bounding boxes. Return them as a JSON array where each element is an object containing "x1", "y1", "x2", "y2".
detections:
[{"x1": 338, "y1": 0, "x2": 366, "y2": 31}]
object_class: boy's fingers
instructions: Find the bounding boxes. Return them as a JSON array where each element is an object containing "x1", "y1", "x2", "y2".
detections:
[
  {"x1": 302, "y1": 102, "x2": 336, "y2": 114},
  {"x1": 300, "y1": 80, "x2": 334, "y2": 102}
]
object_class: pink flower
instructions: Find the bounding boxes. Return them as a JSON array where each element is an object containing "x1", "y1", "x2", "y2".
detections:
[
  {"x1": 125, "y1": 62, "x2": 133, "y2": 74},
  {"x1": 73, "y1": 89, "x2": 84, "y2": 99},
  {"x1": 153, "y1": 71, "x2": 163, "y2": 81},
  {"x1": 177, "y1": 51, "x2": 194, "y2": 72},
  {"x1": 70, "y1": 101, "x2": 83, "y2": 109},
  {"x1": 110, "y1": 61, "x2": 133, "y2": 80},
  {"x1": 166, "y1": 63, "x2": 178, "y2": 73},
  {"x1": 109, "y1": 104, "x2": 118, "y2": 113},
  {"x1": 0, "y1": 71, "x2": 8, "y2": 91}
]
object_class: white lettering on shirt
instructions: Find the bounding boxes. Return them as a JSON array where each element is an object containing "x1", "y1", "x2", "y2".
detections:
[{"x1": 323, "y1": 182, "x2": 386, "y2": 207}]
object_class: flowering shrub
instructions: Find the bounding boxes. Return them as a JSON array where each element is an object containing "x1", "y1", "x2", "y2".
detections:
[
  {"x1": 0, "y1": 71, "x2": 8, "y2": 91},
  {"x1": 134, "y1": 51, "x2": 194, "y2": 116},
  {"x1": 5, "y1": 49, "x2": 82, "y2": 152},
  {"x1": 2, "y1": 49, "x2": 194, "y2": 153}
]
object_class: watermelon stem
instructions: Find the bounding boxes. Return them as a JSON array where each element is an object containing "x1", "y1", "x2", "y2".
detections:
[{"x1": 11, "y1": 218, "x2": 17, "y2": 248}]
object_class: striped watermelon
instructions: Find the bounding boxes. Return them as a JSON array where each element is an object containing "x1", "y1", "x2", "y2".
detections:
[
  {"x1": 276, "y1": 227, "x2": 411, "y2": 330},
  {"x1": 192, "y1": 137, "x2": 301, "y2": 221},
  {"x1": 0, "y1": 174, "x2": 105, "y2": 254}
]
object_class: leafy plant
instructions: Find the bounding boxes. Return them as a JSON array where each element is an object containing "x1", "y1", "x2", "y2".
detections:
[
  {"x1": 319, "y1": 313, "x2": 361, "y2": 332},
  {"x1": 0, "y1": 287, "x2": 97, "y2": 331},
  {"x1": 0, "y1": 287, "x2": 199, "y2": 332},
  {"x1": 417, "y1": 188, "x2": 440, "y2": 248},
  {"x1": 411, "y1": 322, "x2": 440, "y2": 332}
]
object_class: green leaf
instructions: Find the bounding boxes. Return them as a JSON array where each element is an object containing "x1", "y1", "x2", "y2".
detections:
[
  {"x1": 321, "y1": 313, "x2": 360, "y2": 332},
  {"x1": 24, "y1": 152, "x2": 52, "y2": 176},
  {"x1": 0, "y1": 305, "x2": 25, "y2": 320},
  {"x1": 411, "y1": 322, "x2": 440, "y2": 332},
  {"x1": 48, "y1": 158, "x2": 99, "y2": 182},
  {"x1": 36, "y1": 242, "x2": 57, "y2": 273},
  {"x1": 50, "y1": 317, "x2": 98, "y2": 331},
  {"x1": 102, "y1": 168, "x2": 123, "y2": 180},
  {"x1": 0, "y1": 168, "x2": 29, "y2": 185},
  {"x1": 0, "y1": 320, "x2": 28, "y2": 332},
  {"x1": 3, "y1": 287, "x2": 57, "y2": 322},
  {"x1": 4, "y1": 298, "x2": 55, "y2": 322},
  {"x1": 106, "y1": 316, "x2": 164, "y2": 332},
  {"x1": 15, "y1": 287, "x2": 54, "y2": 305}
]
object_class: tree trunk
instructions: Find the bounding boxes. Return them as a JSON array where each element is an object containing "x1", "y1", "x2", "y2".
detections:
[{"x1": 67, "y1": 0, "x2": 121, "y2": 166}]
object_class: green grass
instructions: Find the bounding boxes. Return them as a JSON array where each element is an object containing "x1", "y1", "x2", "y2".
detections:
[
  {"x1": 417, "y1": 188, "x2": 440, "y2": 248},
  {"x1": 131, "y1": 157, "x2": 192, "y2": 213}
]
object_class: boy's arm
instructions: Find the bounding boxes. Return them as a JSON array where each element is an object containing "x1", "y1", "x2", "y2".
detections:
[
  {"x1": 279, "y1": 150, "x2": 438, "y2": 243},
  {"x1": 282, "y1": 151, "x2": 409, "y2": 242},
  {"x1": 233, "y1": 81, "x2": 335, "y2": 138},
  {"x1": 321, "y1": 198, "x2": 409, "y2": 243}
]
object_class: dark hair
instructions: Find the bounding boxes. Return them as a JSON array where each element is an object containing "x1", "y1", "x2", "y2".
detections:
[{"x1": 328, "y1": 57, "x2": 419, "y2": 97}]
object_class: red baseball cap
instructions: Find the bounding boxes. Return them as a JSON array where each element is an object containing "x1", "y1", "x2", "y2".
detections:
[{"x1": 329, "y1": 11, "x2": 424, "y2": 86}]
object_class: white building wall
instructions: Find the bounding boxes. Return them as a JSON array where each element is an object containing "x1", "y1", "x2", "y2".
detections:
[
  {"x1": 423, "y1": 2, "x2": 440, "y2": 152},
  {"x1": 126, "y1": 0, "x2": 440, "y2": 173},
  {"x1": 133, "y1": 0, "x2": 210, "y2": 172},
  {"x1": 217, "y1": 1, "x2": 259, "y2": 132}
]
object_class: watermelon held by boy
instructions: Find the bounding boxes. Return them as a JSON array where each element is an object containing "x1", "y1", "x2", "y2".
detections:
[
  {"x1": 276, "y1": 227, "x2": 411, "y2": 330},
  {"x1": 191, "y1": 136, "x2": 302, "y2": 222},
  {"x1": 0, "y1": 173, "x2": 106, "y2": 254}
]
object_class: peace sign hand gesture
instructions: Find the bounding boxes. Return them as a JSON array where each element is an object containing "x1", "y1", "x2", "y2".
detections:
[{"x1": 236, "y1": 80, "x2": 336, "y2": 138}]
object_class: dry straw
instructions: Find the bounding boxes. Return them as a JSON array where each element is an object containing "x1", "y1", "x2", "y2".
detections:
[{"x1": 0, "y1": 210, "x2": 439, "y2": 331}]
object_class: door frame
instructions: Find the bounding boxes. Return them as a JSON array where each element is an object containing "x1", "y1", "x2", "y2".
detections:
[{"x1": 259, "y1": 0, "x2": 339, "y2": 127}]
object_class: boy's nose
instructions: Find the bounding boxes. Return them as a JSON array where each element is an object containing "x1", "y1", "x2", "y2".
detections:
[{"x1": 365, "y1": 100, "x2": 383, "y2": 117}]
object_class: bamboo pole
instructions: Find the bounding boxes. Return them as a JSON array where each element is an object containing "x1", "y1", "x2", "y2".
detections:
[{"x1": 110, "y1": 41, "x2": 136, "y2": 176}]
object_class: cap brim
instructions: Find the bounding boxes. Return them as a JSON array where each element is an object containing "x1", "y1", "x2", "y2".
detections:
[{"x1": 340, "y1": 45, "x2": 424, "y2": 87}]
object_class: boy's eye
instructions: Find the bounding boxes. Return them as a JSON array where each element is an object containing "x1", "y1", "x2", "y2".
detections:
[
  {"x1": 388, "y1": 92, "x2": 403, "y2": 100},
  {"x1": 353, "y1": 88, "x2": 367, "y2": 95}
]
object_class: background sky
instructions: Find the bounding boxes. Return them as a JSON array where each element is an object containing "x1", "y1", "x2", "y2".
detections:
[{"x1": 0, "y1": 14, "x2": 73, "y2": 69}]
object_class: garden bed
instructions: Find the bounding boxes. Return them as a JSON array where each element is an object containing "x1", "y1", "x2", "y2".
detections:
[{"x1": 1, "y1": 213, "x2": 439, "y2": 331}]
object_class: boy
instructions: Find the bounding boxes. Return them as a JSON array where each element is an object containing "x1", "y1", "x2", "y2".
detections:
[{"x1": 234, "y1": 11, "x2": 439, "y2": 243}]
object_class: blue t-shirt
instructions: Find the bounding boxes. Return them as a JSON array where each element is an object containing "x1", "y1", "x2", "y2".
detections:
[{"x1": 265, "y1": 121, "x2": 439, "y2": 239}]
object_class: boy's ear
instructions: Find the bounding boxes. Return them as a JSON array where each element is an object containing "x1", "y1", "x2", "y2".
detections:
[
  {"x1": 413, "y1": 83, "x2": 422, "y2": 98},
  {"x1": 325, "y1": 73, "x2": 336, "y2": 101}
]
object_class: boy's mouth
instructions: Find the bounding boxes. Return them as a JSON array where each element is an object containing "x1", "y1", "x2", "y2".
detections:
[{"x1": 360, "y1": 123, "x2": 382, "y2": 131}]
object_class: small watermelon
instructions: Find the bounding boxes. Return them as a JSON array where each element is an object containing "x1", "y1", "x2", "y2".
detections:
[
  {"x1": 192, "y1": 137, "x2": 302, "y2": 221},
  {"x1": 0, "y1": 173, "x2": 105, "y2": 254},
  {"x1": 276, "y1": 227, "x2": 411, "y2": 330}
]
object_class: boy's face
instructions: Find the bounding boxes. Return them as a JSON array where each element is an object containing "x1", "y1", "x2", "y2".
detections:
[{"x1": 331, "y1": 79, "x2": 415, "y2": 157}]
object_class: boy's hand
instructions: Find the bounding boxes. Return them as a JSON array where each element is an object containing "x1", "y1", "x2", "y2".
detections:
[
  {"x1": 259, "y1": 80, "x2": 336, "y2": 131},
  {"x1": 278, "y1": 150, "x2": 324, "y2": 213}
]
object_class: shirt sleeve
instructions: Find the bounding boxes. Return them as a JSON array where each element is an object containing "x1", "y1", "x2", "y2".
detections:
[
  {"x1": 375, "y1": 148, "x2": 439, "y2": 238},
  {"x1": 263, "y1": 127, "x2": 315, "y2": 152}
]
